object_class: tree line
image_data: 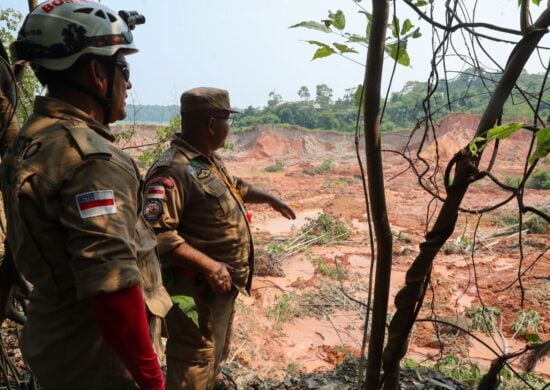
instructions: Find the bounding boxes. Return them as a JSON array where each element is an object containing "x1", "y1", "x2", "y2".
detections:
[{"x1": 125, "y1": 70, "x2": 550, "y2": 132}]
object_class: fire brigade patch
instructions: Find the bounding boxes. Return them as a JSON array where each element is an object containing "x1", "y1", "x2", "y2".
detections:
[
  {"x1": 143, "y1": 199, "x2": 163, "y2": 222},
  {"x1": 76, "y1": 190, "x2": 117, "y2": 219}
]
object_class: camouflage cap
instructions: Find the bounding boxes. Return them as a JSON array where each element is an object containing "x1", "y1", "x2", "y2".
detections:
[{"x1": 180, "y1": 87, "x2": 241, "y2": 114}]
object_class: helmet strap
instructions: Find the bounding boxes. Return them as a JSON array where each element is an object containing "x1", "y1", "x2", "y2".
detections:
[
  {"x1": 58, "y1": 76, "x2": 112, "y2": 124},
  {"x1": 102, "y1": 56, "x2": 118, "y2": 125}
]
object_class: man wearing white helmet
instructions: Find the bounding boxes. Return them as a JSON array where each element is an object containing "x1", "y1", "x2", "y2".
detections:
[{"x1": 1, "y1": 1, "x2": 172, "y2": 389}]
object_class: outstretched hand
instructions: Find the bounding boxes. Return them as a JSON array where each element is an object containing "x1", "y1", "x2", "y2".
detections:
[{"x1": 270, "y1": 198, "x2": 296, "y2": 220}]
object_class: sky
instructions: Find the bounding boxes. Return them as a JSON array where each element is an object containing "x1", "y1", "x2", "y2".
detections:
[{"x1": 2, "y1": 1, "x2": 550, "y2": 109}]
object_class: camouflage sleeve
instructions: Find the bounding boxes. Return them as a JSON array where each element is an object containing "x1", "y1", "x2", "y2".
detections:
[
  {"x1": 58, "y1": 159, "x2": 142, "y2": 300},
  {"x1": 142, "y1": 173, "x2": 185, "y2": 255}
]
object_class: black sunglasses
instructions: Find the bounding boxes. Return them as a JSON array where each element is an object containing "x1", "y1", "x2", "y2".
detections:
[{"x1": 115, "y1": 60, "x2": 130, "y2": 82}]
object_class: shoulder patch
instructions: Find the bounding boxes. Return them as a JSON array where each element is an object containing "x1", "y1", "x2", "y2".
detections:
[
  {"x1": 145, "y1": 185, "x2": 165, "y2": 199},
  {"x1": 143, "y1": 199, "x2": 163, "y2": 222},
  {"x1": 145, "y1": 176, "x2": 175, "y2": 189},
  {"x1": 64, "y1": 126, "x2": 112, "y2": 159},
  {"x1": 76, "y1": 190, "x2": 117, "y2": 219}
]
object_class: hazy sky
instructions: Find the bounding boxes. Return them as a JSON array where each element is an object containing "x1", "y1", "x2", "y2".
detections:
[{"x1": 2, "y1": 1, "x2": 549, "y2": 108}]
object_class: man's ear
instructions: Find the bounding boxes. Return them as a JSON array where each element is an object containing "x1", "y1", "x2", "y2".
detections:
[
  {"x1": 207, "y1": 117, "x2": 216, "y2": 135},
  {"x1": 88, "y1": 58, "x2": 108, "y2": 95}
]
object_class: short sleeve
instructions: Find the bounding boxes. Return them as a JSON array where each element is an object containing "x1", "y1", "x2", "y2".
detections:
[
  {"x1": 142, "y1": 173, "x2": 185, "y2": 255},
  {"x1": 59, "y1": 159, "x2": 142, "y2": 299}
]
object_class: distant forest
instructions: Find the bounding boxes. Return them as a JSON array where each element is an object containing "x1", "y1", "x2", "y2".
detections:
[{"x1": 125, "y1": 69, "x2": 550, "y2": 132}]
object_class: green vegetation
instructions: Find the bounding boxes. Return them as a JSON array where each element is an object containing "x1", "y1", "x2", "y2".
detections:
[
  {"x1": 121, "y1": 69, "x2": 550, "y2": 134},
  {"x1": 265, "y1": 242, "x2": 285, "y2": 255},
  {"x1": 267, "y1": 293, "x2": 301, "y2": 330},
  {"x1": 526, "y1": 168, "x2": 550, "y2": 190},
  {"x1": 465, "y1": 306, "x2": 501, "y2": 335},
  {"x1": 435, "y1": 355, "x2": 482, "y2": 387},
  {"x1": 264, "y1": 160, "x2": 285, "y2": 173},
  {"x1": 490, "y1": 207, "x2": 549, "y2": 234},
  {"x1": 312, "y1": 258, "x2": 346, "y2": 281},
  {"x1": 512, "y1": 310, "x2": 540, "y2": 339},
  {"x1": 402, "y1": 354, "x2": 548, "y2": 389},
  {"x1": 1, "y1": 8, "x2": 42, "y2": 121},
  {"x1": 301, "y1": 213, "x2": 350, "y2": 245},
  {"x1": 305, "y1": 158, "x2": 334, "y2": 175}
]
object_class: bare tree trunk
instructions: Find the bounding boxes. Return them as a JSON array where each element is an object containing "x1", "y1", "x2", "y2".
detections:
[
  {"x1": 382, "y1": 9, "x2": 550, "y2": 389},
  {"x1": 363, "y1": 0, "x2": 393, "y2": 388}
]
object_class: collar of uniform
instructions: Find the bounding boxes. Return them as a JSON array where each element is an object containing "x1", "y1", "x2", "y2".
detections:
[
  {"x1": 170, "y1": 135, "x2": 205, "y2": 161},
  {"x1": 33, "y1": 96, "x2": 115, "y2": 142}
]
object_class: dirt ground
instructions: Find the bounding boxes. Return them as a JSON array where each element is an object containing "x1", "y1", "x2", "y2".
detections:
[
  {"x1": 212, "y1": 115, "x2": 549, "y2": 383},
  {"x1": 2, "y1": 115, "x2": 548, "y2": 387}
]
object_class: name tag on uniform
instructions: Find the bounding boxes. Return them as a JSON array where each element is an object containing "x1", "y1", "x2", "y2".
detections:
[{"x1": 75, "y1": 190, "x2": 117, "y2": 219}]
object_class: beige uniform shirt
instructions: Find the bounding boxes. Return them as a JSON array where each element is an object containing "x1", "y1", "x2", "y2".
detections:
[
  {"x1": 144, "y1": 136, "x2": 254, "y2": 292},
  {"x1": 1, "y1": 96, "x2": 171, "y2": 389}
]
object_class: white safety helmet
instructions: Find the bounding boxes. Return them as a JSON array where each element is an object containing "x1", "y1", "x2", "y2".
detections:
[{"x1": 10, "y1": 0, "x2": 140, "y2": 71}]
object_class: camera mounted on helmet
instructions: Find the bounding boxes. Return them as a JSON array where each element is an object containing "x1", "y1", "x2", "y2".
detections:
[{"x1": 118, "y1": 11, "x2": 146, "y2": 31}]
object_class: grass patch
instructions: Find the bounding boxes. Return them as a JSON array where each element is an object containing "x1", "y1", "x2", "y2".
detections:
[
  {"x1": 267, "y1": 293, "x2": 301, "y2": 330},
  {"x1": 303, "y1": 158, "x2": 333, "y2": 175},
  {"x1": 264, "y1": 160, "x2": 285, "y2": 172}
]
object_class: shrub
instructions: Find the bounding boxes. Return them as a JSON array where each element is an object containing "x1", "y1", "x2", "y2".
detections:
[
  {"x1": 512, "y1": 310, "x2": 540, "y2": 338},
  {"x1": 303, "y1": 158, "x2": 333, "y2": 175},
  {"x1": 301, "y1": 213, "x2": 350, "y2": 244},
  {"x1": 465, "y1": 306, "x2": 501, "y2": 335},
  {"x1": 527, "y1": 169, "x2": 550, "y2": 190},
  {"x1": 264, "y1": 160, "x2": 285, "y2": 172}
]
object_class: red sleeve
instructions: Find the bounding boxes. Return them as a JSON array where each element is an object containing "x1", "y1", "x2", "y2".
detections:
[{"x1": 91, "y1": 285, "x2": 164, "y2": 389}]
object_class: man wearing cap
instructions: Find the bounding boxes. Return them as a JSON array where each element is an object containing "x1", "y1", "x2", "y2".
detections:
[
  {"x1": 1, "y1": 2, "x2": 171, "y2": 389},
  {"x1": 143, "y1": 87, "x2": 296, "y2": 389}
]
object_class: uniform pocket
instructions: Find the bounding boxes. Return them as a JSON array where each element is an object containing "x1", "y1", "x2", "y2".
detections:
[{"x1": 200, "y1": 179, "x2": 231, "y2": 215}]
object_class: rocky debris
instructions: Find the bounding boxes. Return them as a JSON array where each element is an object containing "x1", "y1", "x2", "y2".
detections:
[
  {"x1": 214, "y1": 360, "x2": 471, "y2": 389},
  {"x1": 253, "y1": 247, "x2": 285, "y2": 277}
]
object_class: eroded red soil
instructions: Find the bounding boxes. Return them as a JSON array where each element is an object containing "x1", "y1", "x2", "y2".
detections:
[{"x1": 215, "y1": 115, "x2": 549, "y2": 382}]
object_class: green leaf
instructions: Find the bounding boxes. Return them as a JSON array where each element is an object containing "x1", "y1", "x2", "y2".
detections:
[
  {"x1": 346, "y1": 34, "x2": 368, "y2": 44},
  {"x1": 401, "y1": 19, "x2": 414, "y2": 35},
  {"x1": 532, "y1": 0, "x2": 541, "y2": 5},
  {"x1": 526, "y1": 333, "x2": 540, "y2": 342},
  {"x1": 289, "y1": 21, "x2": 332, "y2": 33},
  {"x1": 412, "y1": 27, "x2": 422, "y2": 38},
  {"x1": 329, "y1": 10, "x2": 346, "y2": 30},
  {"x1": 312, "y1": 46, "x2": 336, "y2": 60},
  {"x1": 354, "y1": 85, "x2": 363, "y2": 109},
  {"x1": 333, "y1": 43, "x2": 358, "y2": 54},
  {"x1": 415, "y1": 0, "x2": 428, "y2": 6},
  {"x1": 385, "y1": 42, "x2": 410, "y2": 66},
  {"x1": 306, "y1": 40, "x2": 330, "y2": 48},
  {"x1": 528, "y1": 126, "x2": 550, "y2": 163},
  {"x1": 486, "y1": 122, "x2": 523, "y2": 142},
  {"x1": 358, "y1": 10, "x2": 372, "y2": 22},
  {"x1": 391, "y1": 16, "x2": 400, "y2": 38},
  {"x1": 469, "y1": 136, "x2": 487, "y2": 157},
  {"x1": 171, "y1": 295, "x2": 199, "y2": 328}
]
